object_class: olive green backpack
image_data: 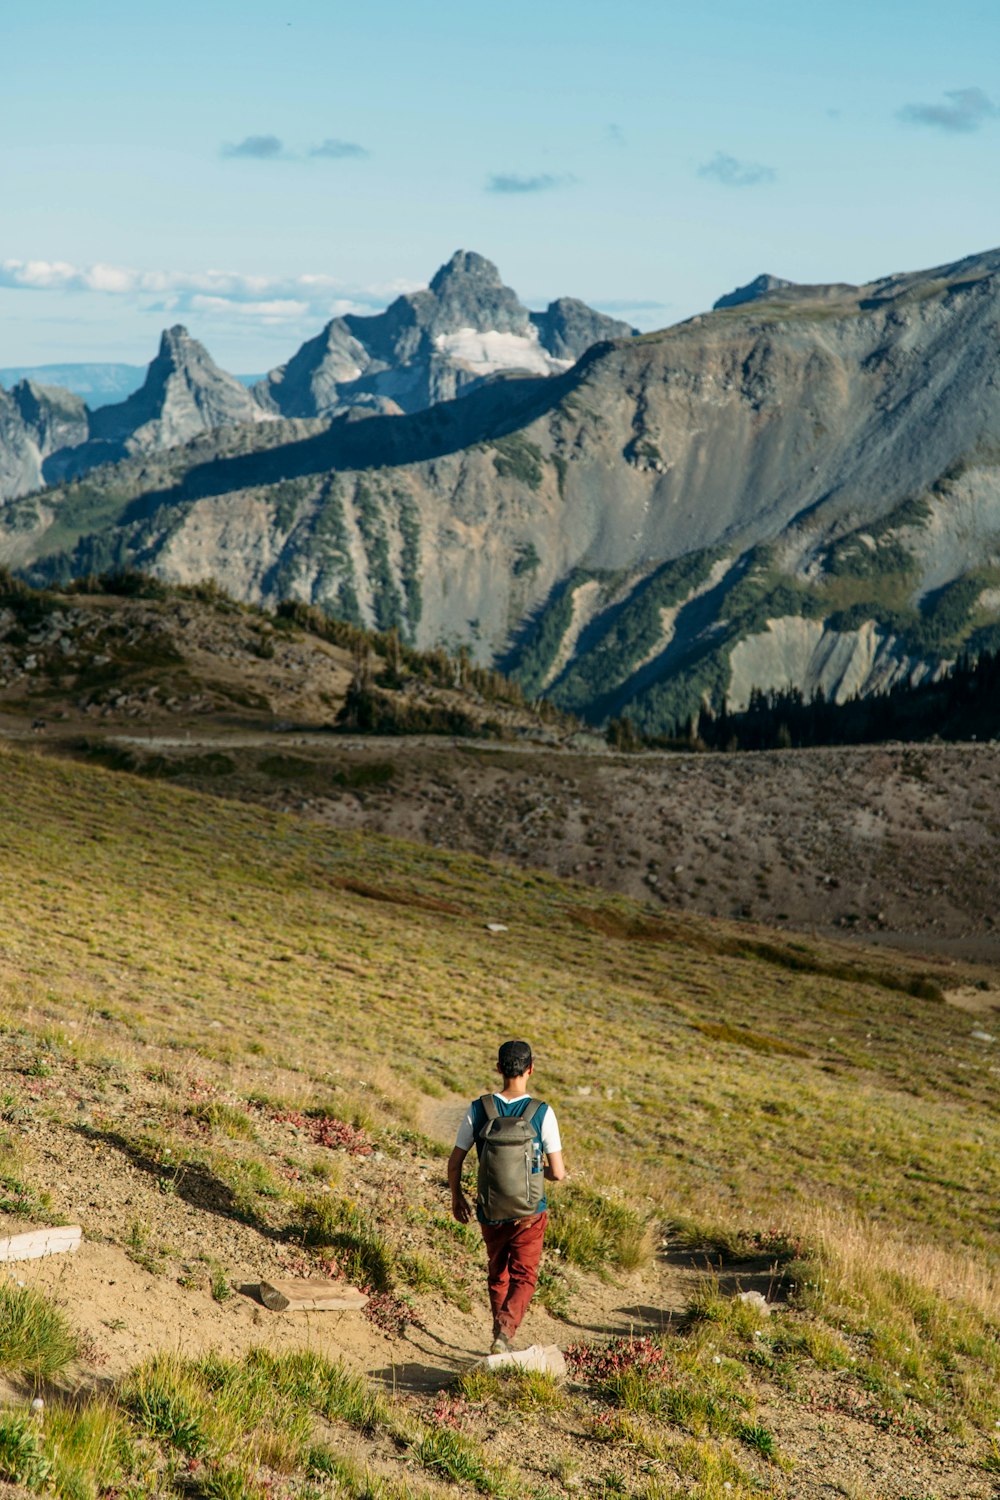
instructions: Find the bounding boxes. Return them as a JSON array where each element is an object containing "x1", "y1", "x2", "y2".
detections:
[{"x1": 475, "y1": 1095, "x2": 547, "y2": 1220}]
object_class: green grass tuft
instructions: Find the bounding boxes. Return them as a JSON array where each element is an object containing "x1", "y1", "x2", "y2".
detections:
[
  {"x1": 0, "y1": 1283, "x2": 79, "y2": 1379},
  {"x1": 548, "y1": 1184, "x2": 651, "y2": 1273}
]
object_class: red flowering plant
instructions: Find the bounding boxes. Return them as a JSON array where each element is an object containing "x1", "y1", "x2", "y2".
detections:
[
  {"x1": 270, "y1": 1108, "x2": 373, "y2": 1155},
  {"x1": 430, "y1": 1392, "x2": 470, "y2": 1430},
  {"x1": 565, "y1": 1335, "x2": 670, "y2": 1385},
  {"x1": 364, "y1": 1290, "x2": 421, "y2": 1337},
  {"x1": 566, "y1": 1335, "x2": 674, "y2": 1414}
]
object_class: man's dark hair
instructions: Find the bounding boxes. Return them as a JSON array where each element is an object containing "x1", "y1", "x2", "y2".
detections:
[{"x1": 498, "y1": 1039, "x2": 532, "y2": 1079}]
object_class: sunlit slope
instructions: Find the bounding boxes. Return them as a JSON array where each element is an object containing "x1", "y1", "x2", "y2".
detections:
[{"x1": 1, "y1": 740, "x2": 996, "y2": 1248}]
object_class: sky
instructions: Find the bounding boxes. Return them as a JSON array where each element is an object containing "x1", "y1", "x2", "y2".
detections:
[{"x1": 3, "y1": 0, "x2": 1000, "y2": 371}]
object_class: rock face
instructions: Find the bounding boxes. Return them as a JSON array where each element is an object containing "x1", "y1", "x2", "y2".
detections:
[
  {"x1": 0, "y1": 381, "x2": 88, "y2": 499},
  {"x1": 83, "y1": 326, "x2": 267, "y2": 466},
  {"x1": 8, "y1": 247, "x2": 1000, "y2": 732},
  {"x1": 255, "y1": 250, "x2": 637, "y2": 418},
  {"x1": 0, "y1": 387, "x2": 40, "y2": 502}
]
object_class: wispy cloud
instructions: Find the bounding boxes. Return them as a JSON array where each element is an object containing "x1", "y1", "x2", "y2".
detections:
[
  {"x1": 697, "y1": 152, "x2": 776, "y2": 188},
  {"x1": 606, "y1": 123, "x2": 626, "y2": 147},
  {"x1": 309, "y1": 138, "x2": 368, "y2": 159},
  {"x1": 0, "y1": 258, "x2": 418, "y2": 328},
  {"x1": 485, "y1": 172, "x2": 575, "y2": 195},
  {"x1": 221, "y1": 134, "x2": 285, "y2": 159},
  {"x1": 898, "y1": 87, "x2": 998, "y2": 133}
]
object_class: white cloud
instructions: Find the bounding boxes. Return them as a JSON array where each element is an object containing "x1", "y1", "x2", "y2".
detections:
[
  {"x1": 0, "y1": 258, "x2": 422, "y2": 327},
  {"x1": 190, "y1": 294, "x2": 312, "y2": 321}
]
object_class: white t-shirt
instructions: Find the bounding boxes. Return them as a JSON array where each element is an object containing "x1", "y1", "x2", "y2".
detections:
[{"x1": 455, "y1": 1094, "x2": 562, "y2": 1155}]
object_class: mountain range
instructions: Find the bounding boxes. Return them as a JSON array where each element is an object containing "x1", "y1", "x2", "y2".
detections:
[
  {"x1": 0, "y1": 251, "x2": 634, "y2": 502},
  {"x1": 0, "y1": 362, "x2": 148, "y2": 407},
  {"x1": 4, "y1": 246, "x2": 1000, "y2": 734}
]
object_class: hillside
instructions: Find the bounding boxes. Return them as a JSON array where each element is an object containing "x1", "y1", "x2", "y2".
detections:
[
  {"x1": 0, "y1": 572, "x2": 560, "y2": 743},
  {"x1": 5, "y1": 249, "x2": 1000, "y2": 732},
  {"x1": 6, "y1": 573, "x2": 1000, "y2": 961},
  {"x1": 0, "y1": 743, "x2": 999, "y2": 1498}
]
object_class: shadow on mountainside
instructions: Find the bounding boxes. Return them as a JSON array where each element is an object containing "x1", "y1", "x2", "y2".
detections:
[{"x1": 113, "y1": 368, "x2": 577, "y2": 527}]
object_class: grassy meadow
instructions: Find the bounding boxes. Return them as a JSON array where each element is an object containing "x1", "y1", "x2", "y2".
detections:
[{"x1": 1, "y1": 740, "x2": 999, "y2": 1497}]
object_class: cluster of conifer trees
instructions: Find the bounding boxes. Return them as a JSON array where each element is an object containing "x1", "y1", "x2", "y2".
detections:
[{"x1": 613, "y1": 649, "x2": 1000, "y2": 752}]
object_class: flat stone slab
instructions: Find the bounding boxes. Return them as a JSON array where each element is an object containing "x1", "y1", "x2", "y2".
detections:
[
  {"x1": 0, "y1": 1226, "x2": 82, "y2": 1263},
  {"x1": 258, "y1": 1279, "x2": 368, "y2": 1312},
  {"x1": 472, "y1": 1343, "x2": 566, "y2": 1377}
]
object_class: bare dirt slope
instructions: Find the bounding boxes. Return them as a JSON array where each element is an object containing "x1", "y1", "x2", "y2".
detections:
[{"x1": 46, "y1": 731, "x2": 1000, "y2": 964}]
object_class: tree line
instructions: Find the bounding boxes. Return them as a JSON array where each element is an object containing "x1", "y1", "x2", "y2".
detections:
[{"x1": 607, "y1": 649, "x2": 1000, "y2": 752}]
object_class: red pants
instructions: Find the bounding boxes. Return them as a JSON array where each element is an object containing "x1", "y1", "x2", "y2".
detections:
[{"x1": 480, "y1": 1210, "x2": 547, "y2": 1338}]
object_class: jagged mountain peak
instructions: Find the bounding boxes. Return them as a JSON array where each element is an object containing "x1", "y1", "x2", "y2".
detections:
[
  {"x1": 259, "y1": 251, "x2": 636, "y2": 420},
  {"x1": 429, "y1": 249, "x2": 504, "y2": 294},
  {"x1": 157, "y1": 324, "x2": 198, "y2": 358},
  {"x1": 84, "y1": 326, "x2": 263, "y2": 458},
  {"x1": 148, "y1": 325, "x2": 227, "y2": 381}
]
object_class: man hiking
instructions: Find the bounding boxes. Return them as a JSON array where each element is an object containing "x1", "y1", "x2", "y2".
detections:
[{"x1": 448, "y1": 1039, "x2": 565, "y2": 1354}]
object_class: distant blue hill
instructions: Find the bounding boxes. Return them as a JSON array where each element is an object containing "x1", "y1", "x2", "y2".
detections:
[{"x1": 0, "y1": 362, "x2": 262, "y2": 408}]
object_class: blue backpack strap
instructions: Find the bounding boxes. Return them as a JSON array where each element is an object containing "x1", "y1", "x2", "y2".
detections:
[{"x1": 528, "y1": 1099, "x2": 547, "y2": 1140}]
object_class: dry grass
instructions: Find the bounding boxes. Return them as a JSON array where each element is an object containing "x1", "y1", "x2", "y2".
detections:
[{"x1": 802, "y1": 1204, "x2": 1000, "y2": 1330}]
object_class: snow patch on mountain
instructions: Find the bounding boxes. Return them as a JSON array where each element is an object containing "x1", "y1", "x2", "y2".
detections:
[{"x1": 433, "y1": 327, "x2": 572, "y2": 378}]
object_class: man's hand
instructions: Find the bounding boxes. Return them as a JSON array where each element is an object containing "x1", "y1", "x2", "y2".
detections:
[
  {"x1": 447, "y1": 1145, "x2": 473, "y2": 1225},
  {"x1": 452, "y1": 1191, "x2": 472, "y2": 1224}
]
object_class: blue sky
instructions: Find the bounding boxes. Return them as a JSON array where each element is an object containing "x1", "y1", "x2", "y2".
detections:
[{"x1": 3, "y1": 0, "x2": 1000, "y2": 369}]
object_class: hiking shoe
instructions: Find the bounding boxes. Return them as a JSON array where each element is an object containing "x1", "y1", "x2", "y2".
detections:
[{"x1": 490, "y1": 1331, "x2": 511, "y2": 1355}]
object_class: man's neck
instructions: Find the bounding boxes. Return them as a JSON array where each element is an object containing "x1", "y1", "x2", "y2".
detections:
[{"x1": 498, "y1": 1078, "x2": 529, "y2": 1100}]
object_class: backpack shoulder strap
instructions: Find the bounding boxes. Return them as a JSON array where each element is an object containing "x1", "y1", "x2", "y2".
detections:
[
  {"x1": 528, "y1": 1099, "x2": 547, "y2": 1126},
  {"x1": 479, "y1": 1093, "x2": 499, "y2": 1121}
]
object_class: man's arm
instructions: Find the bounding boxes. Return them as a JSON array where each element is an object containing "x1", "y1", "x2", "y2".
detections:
[
  {"x1": 544, "y1": 1149, "x2": 566, "y2": 1182},
  {"x1": 448, "y1": 1145, "x2": 472, "y2": 1222}
]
